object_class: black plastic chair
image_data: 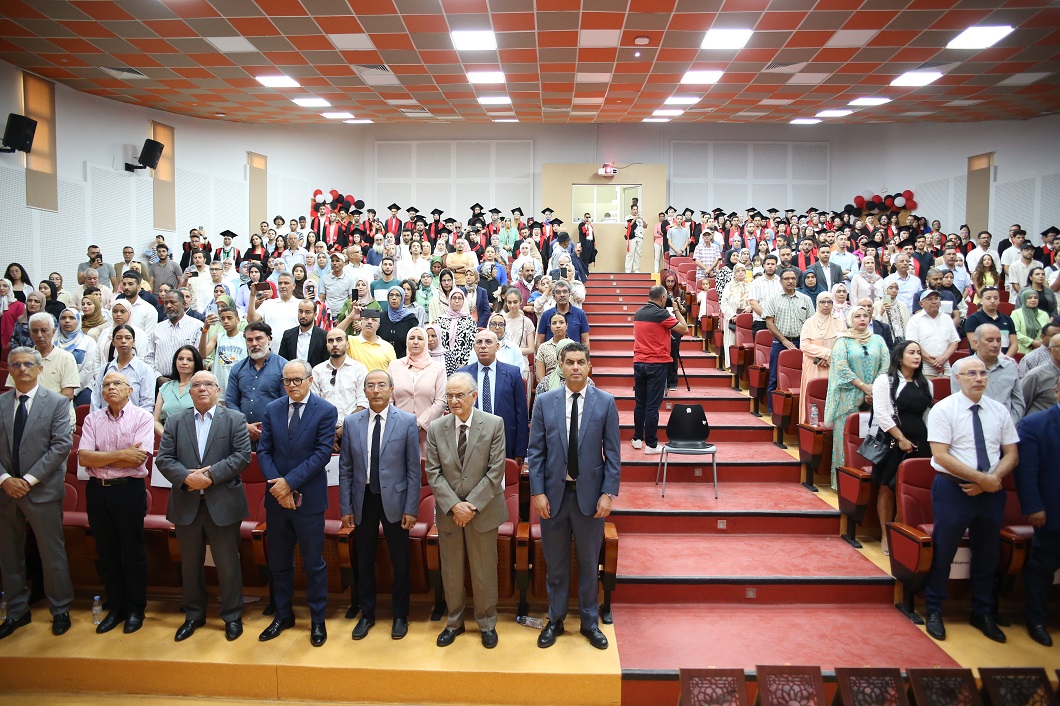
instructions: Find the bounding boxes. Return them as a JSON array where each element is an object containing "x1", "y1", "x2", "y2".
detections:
[{"x1": 654, "y1": 403, "x2": 717, "y2": 498}]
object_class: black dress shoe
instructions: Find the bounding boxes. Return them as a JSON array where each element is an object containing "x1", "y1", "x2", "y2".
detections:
[
  {"x1": 258, "y1": 616, "x2": 295, "y2": 642},
  {"x1": 970, "y1": 613, "x2": 1006, "y2": 643},
  {"x1": 580, "y1": 626, "x2": 608, "y2": 650},
  {"x1": 310, "y1": 621, "x2": 327, "y2": 647},
  {"x1": 96, "y1": 611, "x2": 125, "y2": 634},
  {"x1": 225, "y1": 620, "x2": 243, "y2": 641},
  {"x1": 174, "y1": 619, "x2": 206, "y2": 642},
  {"x1": 352, "y1": 617, "x2": 375, "y2": 640},
  {"x1": 925, "y1": 611, "x2": 946, "y2": 640},
  {"x1": 0, "y1": 613, "x2": 32, "y2": 640},
  {"x1": 122, "y1": 612, "x2": 144, "y2": 634},
  {"x1": 436, "y1": 625, "x2": 465, "y2": 647},
  {"x1": 1027, "y1": 624, "x2": 1053, "y2": 647},
  {"x1": 391, "y1": 618, "x2": 407, "y2": 640},
  {"x1": 481, "y1": 628, "x2": 498, "y2": 649},
  {"x1": 52, "y1": 613, "x2": 71, "y2": 636},
  {"x1": 537, "y1": 620, "x2": 564, "y2": 648}
]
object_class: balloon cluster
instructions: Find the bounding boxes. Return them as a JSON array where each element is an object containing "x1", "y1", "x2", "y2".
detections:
[
  {"x1": 848, "y1": 190, "x2": 917, "y2": 215},
  {"x1": 312, "y1": 188, "x2": 364, "y2": 213}
]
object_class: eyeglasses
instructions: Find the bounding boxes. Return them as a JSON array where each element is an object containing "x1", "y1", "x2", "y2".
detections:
[
  {"x1": 190, "y1": 381, "x2": 217, "y2": 390},
  {"x1": 101, "y1": 381, "x2": 129, "y2": 389},
  {"x1": 365, "y1": 382, "x2": 390, "y2": 390},
  {"x1": 445, "y1": 391, "x2": 473, "y2": 402},
  {"x1": 8, "y1": 361, "x2": 39, "y2": 369},
  {"x1": 330, "y1": 367, "x2": 338, "y2": 386},
  {"x1": 959, "y1": 370, "x2": 989, "y2": 378},
  {"x1": 282, "y1": 377, "x2": 309, "y2": 386}
]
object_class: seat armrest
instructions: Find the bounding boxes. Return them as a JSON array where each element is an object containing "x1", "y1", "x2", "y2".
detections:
[
  {"x1": 335, "y1": 525, "x2": 354, "y2": 569},
  {"x1": 516, "y1": 522, "x2": 531, "y2": 571},
  {"x1": 602, "y1": 522, "x2": 618, "y2": 576},
  {"x1": 251, "y1": 521, "x2": 268, "y2": 565},
  {"x1": 425, "y1": 524, "x2": 440, "y2": 572},
  {"x1": 999, "y1": 527, "x2": 1029, "y2": 575},
  {"x1": 886, "y1": 522, "x2": 933, "y2": 577}
]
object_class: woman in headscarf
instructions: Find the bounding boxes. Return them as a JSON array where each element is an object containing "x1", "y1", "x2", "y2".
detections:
[
  {"x1": 56, "y1": 307, "x2": 99, "y2": 408},
  {"x1": 829, "y1": 282, "x2": 852, "y2": 325},
  {"x1": 713, "y1": 249, "x2": 738, "y2": 297},
  {"x1": 424, "y1": 323, "x2": 446, "y2": 366},
  {"x1": 95, "y1": 300, "x2": 153, "y2": 369},
  {"x1": 510, "y1": 241, "x2": 542, "y2": 283},
  {"x1": 309, "y1": 251, "x2": 330, "y2": 287},
  {"x1": 290, "y1": 263, "x2": 309, "y2": 299},
  {"x1": 797, "y1": 291, "x2": 842, "y2": 423},
  {"x1": 481, "y1": 245, "x2": 509, "y2": 285},
  {"x1": 416, "y1": 271, "x2": 434, "y2": 315},
  {"x1": 10, "y1": 291, "x2": 45, "y2": 349},
  {"x1": 873, "y1": 280, "x2": 910, "y2": 342},
  {"x1": 80, "y1": 290, "x2": 110, "y2": 340},
  {"x1": 236, "y1": 262, "x2": 273, "y2": 314},
  {"x1": 388, "y1": 326, "x2": 447, "y2": 452},
  {"x1": 719, "y1": 263, "x2": 751, "y2": 368},
  {"x1": 377, "y1": 285, "x2": 419, "y2": 358},
  {"x1": 427, "y1": 268, "x2": 459, "y2": 322},
  {"x1": 1014, "y1": 288, "x2": 1050, "y2": 354},
  {"x1": 202, "y1": 282, "x2": 232, "y2": 318},
  {"x1": 849, "y1": 255, "x2": 883, "y2": 304},
  {"x1": 436, "y1": 289, "x2": 477, "y2": 376},
  {"x1": 824, "y1": 304, "x2": 889, "y2": 488},
  {"x1": 0, "y1": 278, "x2": 24, "y2": 352},
  {"x1": 1025, "y1": 265, "x2": 1057, "y2": 318},
  {"x1": 479, "y1": 262, "x2": 502, "y2": 306},
  {"x1": 38, "y1": 280, "x2": 65, "y2": 320},
  {"x1": 797, "y1": 269, "x2": 826, "y2": 307}
]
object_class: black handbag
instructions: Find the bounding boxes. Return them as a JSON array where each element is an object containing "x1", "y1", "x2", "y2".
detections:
[{"x1": 857, "y1": 379, "x2": 897, "y2": 464}]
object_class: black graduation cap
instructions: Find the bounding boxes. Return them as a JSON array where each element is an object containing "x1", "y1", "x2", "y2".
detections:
[
  {"x1": 387, "y1": 203, "x2": 400, "y2": 211},
  {"x1": 552, "y1": 218, "x2": 565, "y2": 226},
  {"x1": 220, "y1": 230, "x2": 238, "y2": 239},
  {"x1": 727, "y1": 211, "x2": 738, "y2": 219},
  {"x1": 745, "y1": 206, "x2": 757, "y2": 213},
  {"x1": 350, "y1": 209, "x2": 363, "y2": 216},
  {"x1": 700, "y1": 211, "x2": 712, "y2": 217},
  {"x1": 785, "y1": 209, "x2": 796, "y2": 215},
  {"x1": 414, "y1": 216, "x2": 427, "y2": 225},
  {"x1": 682, "y1": 207, "x2": 694, "y2": 216},
  {"x1": 665, "y1": 205, "x2": 676, "y2": 213},
  {"x1": 753, "y1": 212, "x2": 766, "y2": 221},
  {"x1": 488, "y1": 208, "x2": 502, "y2": 215},
  {"x1": 1041, "y1": 226, "x2": 1059, "y2": 237},
  {"x1": 470, "y1": 203, "x2": 484, "y2": 212},
  {"x1": 541, "y1": 207, "x2": 554, "y2": 215},
  {"x1": 437, "y1": 227, "x2": 451, "y2": 237},
  {"x1": 406, "y1": 206, "x2": 419, "y2": 214},
  {"x1": 469, "y1": 216, "x2": 486, "y2": 227},
  {"x1": 766, "y1": 208, "x2": 779, "y2": 215},
  {"x1": 807, "y1": 207, "x2": 819, "y2": 214},
  {"x1": 443, "y1": 217, "x2": 457, "y2": 225},
  {"x1": 430, "y1": 208, "x2": 444, "y2": 217},
  {"x1": 350, "y1": 227, "x2": 367, "y2": 238},
  {"x1": 512, "y1": 207, "x2": 524, "y2": 217},
  {"x1": 896, "y1": 235, "x2": 917, "y2": 249},
  {"x1": 712, "y1": 207, "x2": 725, "y2": 215},
  {"x1": 338, "y1": 204, "x2": 349, "y2": 213}
]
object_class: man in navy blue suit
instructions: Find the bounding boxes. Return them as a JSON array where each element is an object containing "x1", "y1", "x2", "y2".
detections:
[
  {"x1": 457, "y1": 329, "x2": 528, "y2": 461},
  {"x1": 527, "y1": 342, "x2": 621, "y2": 650},
  {"x1": 256, "y1": 358, "x2": 338, "y2": 647},
  {"x1": 1015, "y1": 373, "x2": 1060, "y2": 647}
]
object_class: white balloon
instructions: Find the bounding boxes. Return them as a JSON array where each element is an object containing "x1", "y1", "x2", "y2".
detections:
[
  {"x1": 894, "y1": 196, "x2": 906, "y2": 208},
  {"x1": 862, "y1": 190, "x2": 875, "y2": 200},
  {"x1": 315, "y1": 194, "x2": 326, "y2": 203}
]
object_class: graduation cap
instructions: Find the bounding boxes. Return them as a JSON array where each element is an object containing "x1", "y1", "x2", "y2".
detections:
[
  {"x1": 406, "y1": 206, "x2": 419, "y2": 214},
  {"x1": 430, "y1": 208, "x2": 444, "y2": 217},
  {"x1": 338, "y1": 205, "x2": 349, "y2": 213},
  {"x1": 745, "y1": 207, "x2": 757, "y2": 214},
  {"x1": 665, "y1": 205, "x2": 676, "y2": 213},
  {"x1": 443, "y1": 218, "x2": 457, "y2": 225},
  {"x1": 727, "y1": 211, "x2": 738, "y2": 219},
  {"x1": 896, "y1": 235, "x2": 917, "y2": 249},
  {"x1": 785, "y1": 209, "x2": 796, "y2": 215},
  {"x1": 754, "y1": 212, "x2": 766, "y2": 221},
  {"x1": 220, "y1": 229, "x2": 238, "y2": 240},
  {"x1": 512, "y1": 207, "x2": 524, "y2": 217},
  {"x1": 414, "y1": 216, "x2": 428, "y2": 225},
  {"x1": 700, "y1": 211, "x2": 712, "y2": 217},
  {"x1": 470, "y1": 203, "x2": 484, "y2": 212},
  {"x1": 682, "y1": 207, "x2": 695, "y2": 216},
  {"x1": 437, "y1": 227, "x2": 451, "y2": 237},
  {"x1": 552, "y1": 218, "x2": 565, "y2": 226},
  {"x1": 468, "y1": 216, "x2": 486, "y2": 227},
  {"x1": 488, "y1": 208, "x2": 502, "y2": 215},
  {"x1": 766, "y1": 208, "x2": 779, "y2": 215},
  {"x1": 807, "y1": 207, "x2": 819, "y2": 214},
  {"x1": 350, "y1": 227, "x2": 367, "y2": 239},
  {"x1": 712, "y1": 207, "x2": 725, "y2": 215},
  {"x1": 1041, "y1": 226, "x2": 1059, "y2": 237},
  {"x1": 541, "y1": 207, "x2": 554, "y2": 215},
  {"x1": 387, "y1": 203, "x2": 400, "y2": 211},
  {"x1": 350, "y1": 209, "x2": 363, "y2": 216}
]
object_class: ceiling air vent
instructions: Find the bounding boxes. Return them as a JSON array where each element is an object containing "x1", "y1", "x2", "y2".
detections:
[
  {"x1": 352, "y1": 64, "x2": 400, "y2": 86},
  {"x1": 102, "y1": 66, "x2": 148, "y2": 80},
  {"x1": 763, "y1": 61, "x2": 808, "y2": 74},
  {"x1": 400, "y1": 108, "x2": 431, "y2": 117},
  {"x1": 913, "y1": 61, "x2": 957, "y2": 73},
  {"x1": 352, "y1": 64, "x2": 391, "y2": 74}
]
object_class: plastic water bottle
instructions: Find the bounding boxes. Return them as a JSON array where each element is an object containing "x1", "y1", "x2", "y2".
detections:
[
  {"x1": 91, "y1": 596, "x2": 102, "y2": 626},
  {"x1": 809, "y1": 404, "x2": 819, "y2": 428},
  {"x1": 0, "y1": 592, "x2": 6, "y2": 622},
  {"x1": 516, "y1": 615, "x2": 545, "y2": 629}
]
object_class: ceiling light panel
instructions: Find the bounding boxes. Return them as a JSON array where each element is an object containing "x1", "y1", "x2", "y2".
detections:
[
  {"x1": 642, "y1": 118, "x2": 670, "y2": 123},
  {"x1": 791, "y1": 118, "x2": 821, "y2": 124},
  {"x1": 575, "y1": 72, "x2": 612, "y2": 83},
  {"x1": 292, "y1": 97, "x2": 330, "y2": 107},
  {"x1": 477, "y1": 96, "x2": 512, "y2": 105},
  {"x1": 891, "y1": 71, "x2": 942, "y2": 86},
  {"x1": 467, "y1": 71, "x2": 505, "y2": 84},
  {"x1": 580, "y1": 30, "x2": 621, "y2": 48},
  {"x1": 653, "y1": 109, "x2": 684, "y2": 117},
  {"x1": 816, "y1": 109, "x2": 854, "y2": 117},
  {"x1": 946, "y1": 26, "x2": 1014, "y2": 50},
  {"x1": 344, "y1": 119, "x2": 374, "y2": 124},
  {"x1": 329, "y1": 34, "x2": 375, "y2": 50},
  {"x1": 681, "y1": 70, "x2": 723, "y2": 84},
  {"x1": 848, "y1": 97, "x2": 891, "y2": 106},
  {"x1": 451, "y1": 30, "x2": 497, "y2": 51},
  {"x1": 787, "y1": 73, "x2": 830, "y2": 85},
  {"x1": 321, "y1": 112, "x2": 354, "y2": 119},
  {"x1": 701, "y1": 29, "x2": 753, "y2": 50},
  {"x1": 665, "y1": 96, "x2": 701, "y2": 105},
  {"x1": 204, "y1": 36, "x2": 257, "y2": 53},
  {"x1": 825, "y1": 30, "x2": 878, "y2": 48},
  {"x1": 256, "y1": 75, "x2": 299, "y2": 88}
]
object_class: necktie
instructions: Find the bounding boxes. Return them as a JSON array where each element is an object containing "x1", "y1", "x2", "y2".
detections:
[
  {"x1": 568, "y1": 392, "x2": 580, "y2": 480},
  {"x1": 369, "y1": 414, "x2": 381, "y2": 493},
  {"x1": 457, "y1": 423, "x2": 467, "y2": 468},
  {"x1": 288, "y1": 402, "x2": 303, "y2": 438},
  {"x1": 970, "y1": 404, "x2": 991, "y2": 472},
  {"x1": 482, "y1": 367, "x2": 492, "y2": 414},
  {"x1": 11, "y1": 394, "x2": 28, "y2": 477}
]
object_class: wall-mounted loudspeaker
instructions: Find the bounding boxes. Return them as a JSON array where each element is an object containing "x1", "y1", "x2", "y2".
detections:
[
  {"x1": 0, "y1": 113, "x2": 37, "y2": 154},
  {"x1": 126, "y1": 138, "x2": 164, "y2": 172}
]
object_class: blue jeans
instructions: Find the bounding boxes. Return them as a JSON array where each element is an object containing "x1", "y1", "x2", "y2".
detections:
[
  {"x1": 767, "y1": 337, "x2": 799, "y2": 414},
  {"x1": 633, "y1": 362, "x2": 667, "y2": 448}
]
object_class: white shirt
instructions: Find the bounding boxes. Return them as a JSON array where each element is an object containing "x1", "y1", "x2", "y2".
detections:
[
  {"x1": 0, "y1": 384, "x2": 40, "y2": 486},
  {"x1": 928, "y1": 391, "x2": 1019, "y2": 476},
  {"x1": 883, "y1": 272, "x2": 923, "y2": 312},
  {"x1": 366, "y1": 405, "x2": 389, "y2": 485},
  {"x1": 310, "y1": 356, "x2": 368, "y2": 421},
  {"x1": 564, "y1": 385, "x2": 586, "y2": 482},
  {"x1": 194, "y1": 405, "x2": 215, "y2": 462},
  {"x1": 296, "y1": 329, "x2": 312, "y2": 362},
  {"x1": 257, "y1": 298, "x2": 300, "y2": 353},
  {"x1": 748, "y1": 274, "x2": 782, "y2": 322},
  {"x1": 965, "y1": 247, "x2": 999, "y2": 274},
  {"x1": 122, "y1": 296, "x2": 158, "y2": 336},
  {"x1": 152, "y1": 314, "x2": 204, "y2": 378},
  {"x1": 872, "y1": 374, "x2": 933, "y2": 433},
  {"x1": 905, "y1": 310, "x2": 960, "y2": 375}
]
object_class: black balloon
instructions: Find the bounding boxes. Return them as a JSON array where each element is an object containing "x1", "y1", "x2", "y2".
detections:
[{"x1": 354, "y1": 199, "x2": 365, "y2": 209}]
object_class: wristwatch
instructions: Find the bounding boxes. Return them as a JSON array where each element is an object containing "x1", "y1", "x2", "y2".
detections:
[{"x1": 605, "y1": 493, "x2": 616, "y2": 500}]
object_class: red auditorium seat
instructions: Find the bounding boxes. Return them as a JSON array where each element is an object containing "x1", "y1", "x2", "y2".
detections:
[
  {"x1": 746, "y1": 329, "x2": 773, "y2": 417},
  {"x1": 948, "y1": 349, "x2": 970, "y2": 367},
  {"x1": 728, "y1": 313, "x2": 755, "y2": 390},
  {"x1": 835, "y1": 668, "x2": 909, "y2": 706},
  {"x1": 700, "y1": 289, "x2": 720, "y2": 358},
  {"x1": 980, "y1": 668, "x2": 1056, "y2": 705},
  {"x1": 835, "y1": 414, "x2": 876, "y2": 548},
  {"x1": 796, "y1": 377, "x2": 831, "y2": 492},
  {"x1": 907, "y1": 669, "x2": 983, "y2": 706},
  {"x1": 769, "y1": 348, "x2": 802, "y2": 448},
  {"x1": 75, "y1": 404, "x2": 90, "y2": 432},
  {"x1": 931, "y1": 376, "x2": 950, "y2": 402},
  {"x1": 997, "y1": 301, "x2": 1015, "y2": 316}
]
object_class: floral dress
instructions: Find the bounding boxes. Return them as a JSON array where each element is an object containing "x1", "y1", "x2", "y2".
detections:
[{"x1": 823, "y1": 335, "x2": 889, "y2": 487}]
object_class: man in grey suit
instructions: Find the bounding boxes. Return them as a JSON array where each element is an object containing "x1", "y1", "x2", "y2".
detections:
[
  {"x1": 156, "y1": 370, "x2": 252, "y2": 642},
  {"x1": 0, "y1": 347, "x2": 75, "y2": 639},
  {"x1": 339, "y1": 370, "x2": 420, "y2": 641},
  {"x1": 425, "y1": 372, "x2": 508, "y2": 649},
  {"x1": 528, "y1": 342, "x2": 621, "y2": 650}
]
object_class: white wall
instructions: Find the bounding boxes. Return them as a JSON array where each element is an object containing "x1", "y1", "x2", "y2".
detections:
[{"x1": 2, "y1": 57, "x2": 1058, "y2": 287}]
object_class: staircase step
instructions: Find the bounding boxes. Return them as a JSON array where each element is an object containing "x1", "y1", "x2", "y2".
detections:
[
  {"x1": 591, "y1": 367, "x2": 732, "y2": 389},
  {"x1": 616, "y1": 410, "x2": 773, "y2": 443},
  {"x1": 610, "y1": 482, "x2": 840, "y2": 535},
  {"x1": 590, "y1": 353, "x2": 718, "y2": 370},
  {"x1": 619, "y1": 444, "x2": 801, "y2": 484},
  {"x1": 608, "y1": 389, "x2": 751, "y2": 413},
  {"x1": 591, "y1": 335, "x2": 705, "y2": 353}
]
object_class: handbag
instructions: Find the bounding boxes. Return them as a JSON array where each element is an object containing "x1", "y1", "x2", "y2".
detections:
[
  {"x1": 728, "y1": 319, "x2": 737, "y2": 332},
  {"x1": 857, "y1": 377, "x2": 897, "y2": 464}
]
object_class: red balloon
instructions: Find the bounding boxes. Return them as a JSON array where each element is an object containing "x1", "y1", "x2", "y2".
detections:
[
  {"x1": 902, "y1": 190, "x2": 913, "y2": 200},
  {"x1": 869, "y1": 194, "x2": 878, "y2": 203},
  {"x1": 885, "y1": 197, "x2": 895, "y2": 207},
  {"x1": 854, "y1": 195, "x2": 866, "y2": 208},
  {"x1": 906, "y1": 200, "x2": 917, "y2": 210}
]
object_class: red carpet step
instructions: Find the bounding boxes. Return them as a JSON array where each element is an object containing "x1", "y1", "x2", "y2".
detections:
[
  {"x1": 618, "y1": 441, "x2": 801, "y2": 484},
  {"x1": 609, "y1": 388, "x2": 750, "y2": 413},
  {"x1": 617, "y1": 410, "x2": 772, "y2": 444}
]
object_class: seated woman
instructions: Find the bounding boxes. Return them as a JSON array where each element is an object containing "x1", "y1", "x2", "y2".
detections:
[
  {"x1": 1014, "y1": 288, "x2": 1050, "y2": 354},
  {"x1": 56, "y1": 307, "x2": 99, "y2": 408},
  {"x1": 797, "y1": 291, "x2": 841, "y2": 424},
  {"x1": 153, "y1": 345, "x2": 204, "y2": 436}
]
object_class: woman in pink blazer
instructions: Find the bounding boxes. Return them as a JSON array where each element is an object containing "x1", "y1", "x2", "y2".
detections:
[{"x1": 388, "y1": 326, "x2": 447, "y2": 454}]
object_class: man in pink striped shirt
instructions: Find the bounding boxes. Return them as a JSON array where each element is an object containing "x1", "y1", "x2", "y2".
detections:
[{"x1": 77, "y1": 371, "x2": 155, "y2": 635}]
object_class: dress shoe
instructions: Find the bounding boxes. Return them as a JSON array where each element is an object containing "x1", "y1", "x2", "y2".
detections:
[
  {"x1": 52, "y1": 613, "x2": 71, "y2": 636},
  {"x1": 436, "y1": 625, "x2": 465, "y2": 647},
  {"x1": 352, "y1": 617, "x2": 375, "y2": 640},
  {"x1": 580, "y1": 626, "x2": 608, "y2": 650},
  {"x1": 537, "y1": 620, "x2": 564, "y2": 648},
  {"x1": 0, "y1": 613, "x2": 31, "y2": 640},
  {"x1": 1027, "y1": 624, "x2": 1052, "y2": 647},
  {"x1": 174, "y1": 619, "x2": 206, "y2": 642},
  {"x1": 310, "y1": 621, "x2": 327, "y2": 647},
  {"x1": 391, "y1": 618, "x2": 408, "y2": 640},
  {"x1": 970, "y1": 613, "x2": 1006, "y2": 643},
  {"x1": 225, "y1": 620, "x2": 243, "y2": 641},
  {"x1": 258, "y1": 615, "x2": 295, "y2": 642},
  {"x1": 925, "y1": 611, "x2": 946, "y2": 641},
  {"x1": 122, "y1": 612, "x2": 144, "y2": 634},
  {"x1": 96, "y1": 611, "x2": 125, "y2": 634},
  {"x1": 481, "y1": 629, "x2": 498, "y2": 649}
]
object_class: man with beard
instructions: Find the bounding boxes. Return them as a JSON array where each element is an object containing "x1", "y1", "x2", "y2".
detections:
[{"x1": 225, "y1": 322, "x2": 287, "y2": 448}]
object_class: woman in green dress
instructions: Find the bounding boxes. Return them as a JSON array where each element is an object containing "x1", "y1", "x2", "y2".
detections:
[
  {"x1": 824, "y1": 304, "x2": 889, "y2": 488},
  {"x1": 153, "y1": 345, "x2": 204, "y2": 437}
]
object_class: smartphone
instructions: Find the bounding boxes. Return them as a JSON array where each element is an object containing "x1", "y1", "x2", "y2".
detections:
[
  {"x1": 883, "y1": 295, "x2": 892, "y2": 304},
  {"x1": 253, "y1": 282, "x2": 272, "y2": 293},
  {"x1": 188, "y1": 270, "x2": 199, "y2": 277}
]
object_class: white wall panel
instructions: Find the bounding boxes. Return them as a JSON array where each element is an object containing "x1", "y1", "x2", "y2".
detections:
[
  {"x1": 751, "y1": 183, "x2": 788, "y2": 211},
  {"x1": 416, "y1": 142, "x2": 452, "y2": 179},
  {"x1": 713, "y1": 182, "x2": 749, "y2": 210},
  {"x1": 951, "y1": 175, "x2": 967, "y2": 228},
  {"x1": 213, "y1": 176, "x2": 249, "y2": 247},
  {"x1": 175, "y1": 168, "x2": 212, "y2": 236},
  {"x1": 88, "y1": 163, "x2": 135, "y2": 259},
  {"x1": 1038, "y1": 173, "x2": 1060, "y2": 238},
  {"x1": 752, "y1": 143, "x2": 788, "y2": 180},
  {"x1": 376, "y1": 142, "x2": 412, "y2": 179},
  {"x1": 454, "y1": 142, "x2": 492, "y2": 174},
  {"x1": 991, "y1": 178, "x2": 1036, "y2": 238},
  {"x1": 494, "y1": 141, "x2": 533, "y2": 179},
  {"x1": 915, "y1": 178, "x2": 951, "y2": 230},
  {"x1": 39, "y1": 178, "x2": 86, "y2": 283},
  {"x1": 415, "y1": 182, "x2": 452, "y2": 216},
  {"x1": 134, "y1": 177, "x2": 154, "y2": 246},
  {"x1": 672, "y1": 142, "x2": 710, "y2": 179},
  {"x1": 671, "y1": 182, "x2": 707, "y2": 214},
  {"x1": 791, "y1": 144, "x2": 828, "y2": 180},
  {"x1": 1, "y1": 165, "x2": 36, "y2": 276},
  {"x1": 713, "y1": 142, "x2": 749, "y2": 179}
]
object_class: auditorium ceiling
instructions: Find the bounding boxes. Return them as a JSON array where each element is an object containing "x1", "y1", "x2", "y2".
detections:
[{"x1": 0, "y1": 0, "x2": 1058, "y2": 125}]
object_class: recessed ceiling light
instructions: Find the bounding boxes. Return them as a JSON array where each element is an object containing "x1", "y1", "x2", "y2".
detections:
[
  {"x1": 653, "y1": 109, "x2": 684, "y2": 117},
  {"x1": 943, "y1": 99, "x2": 983, "y2": 106},
  {"x1": 321, "y1": 112, "x2": 354, "y2": 119},
  {"x1": 681, "y1": 70, "x2": 723, "y2": 84},
  {"x1": 787, "y1": 72, "x2": 830, "y2": 85},
  {"x1": 825, "y1": 30, "x2": 878, "y2": 48},
  {"x1": 385, "y1": 99, "x2": 419, "y2": 105},
  {"x1": 848, "y1": 97, "x2": 892, "y2": 106},
  {"x1": 204, "y1": 36, "x2": 257, "y2": 53},
  {"x1": 642, "y1": 118, "x2": 670, "y2": 123},
  {"x1": 665, "y1": 96, "x2": 701, "y2": 105},
  {"x1": 701, "y1": 28, "x2": 753, "y2": 50},
  {"x1": 467, "y1": 71, "x2": 505, "y2": 84},
  {"x1": 816, "y1": 109, "x2": 854, "y2": 117},
  {"x1": 477, "y1": 96, "x2": 512, "y2": 105},
  {"x1": 451, "y1": 30, "x2": 497, "y2": 51},
  {"x1": 329, "y1": 33, "x2": 375, "y2": 50},
  {"x1": 572, "y1": 97, "x2": 604, "y2": 104},
  {"x1": 759, "y1": 98, "x2": 793, "y2": 105},
  {"x1": 634, "y1": 36, "x2": 650, "y2": 46},
  {"x1": 900, "y1": 111, "x2": 933, "y2": 117},
  {"x1": 494, "y1": 119, "x2": 519, "y2": 123},
  {"x1": 292, "y1": 97, "x2": 331, "y2": 108},
  {"x1": 790, "y1": 118, "x2": 822, "y2": 125},
  {"x1": 256, "y1": 75, "x2": 299, "y2": 88},
  {"x1": 998, "y1": 72, "x2": 1051, "y2": 86},
  {"x1": 343, "y1": 119, "x2": 374, "y2": 124},
  {"x1": 634, "y1": 51, "x2": 641, "y2": 57},
  {"x1": 575, "y1": 72, "x2": 611, "y2": 83},
  {"x1": 891, "y1": 71, "x2": 943, "y2": 87},
  {"x1": 947, "y1": 25, "x2": 1014, "y2": 50}
]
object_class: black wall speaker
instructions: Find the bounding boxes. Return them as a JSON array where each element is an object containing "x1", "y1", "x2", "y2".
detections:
[
  {"x1": 138, "y1": 139, "x2": 164, "y2": 169},
  {"x1": 1, "y1": 113, "x2": 37, "y2": 154}
]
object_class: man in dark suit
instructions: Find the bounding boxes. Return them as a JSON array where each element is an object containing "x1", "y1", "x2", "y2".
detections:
[
  {"x1": 457, "y1": 329, "x2": 528, "y2": 462},
  {"x1": 257, "y1": 359, "x2": 338, "y2": 647},
  {"x1": 425, "y1": 372, "x2": 508, "y2": 649},
  {"x1": 338, "y1": 370, "x2": 420, "y2": 641},
  {"x1": 278, "y1": 299, "x2": 329, "y2": 368},
  {"x1": 156, "y1": 370, "x2": 252, "y2": 642},
  {"x1": 805, "y1": 247, "x2": 844, "y2": 292},
  {"x1": 527, "y1": 342, "x2": 621, "y2": 650},
  {"x1": 0, "y1": 347, "x2": 75, "y2": 639},
  {"x1": 1014, "y1": 374, "x2": 1060, "y2": 647}
]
